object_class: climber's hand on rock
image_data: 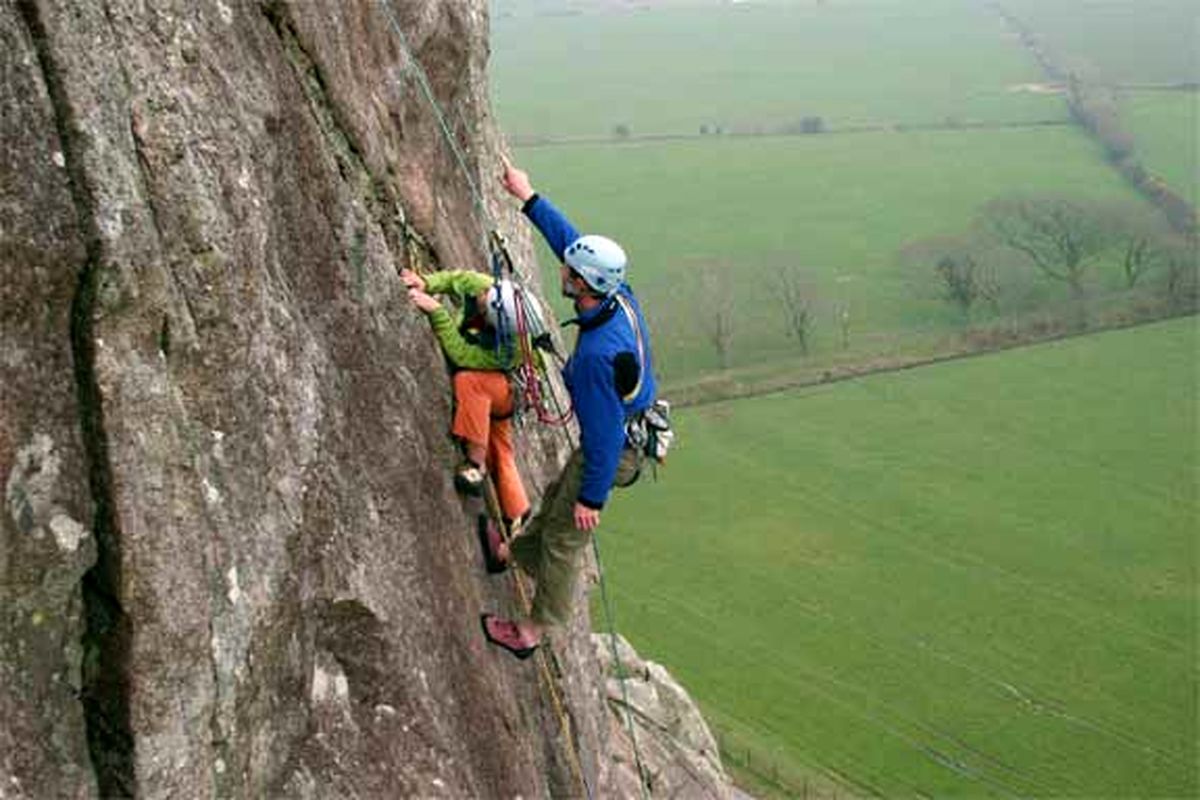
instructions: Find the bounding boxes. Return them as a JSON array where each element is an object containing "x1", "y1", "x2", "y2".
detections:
[
  {"x1": 408, "y1": 288, "x2": 441, "y2": 313},
  {"x1": 400, "y1": 269, "x2": 425, "y2": 291},
  {"x1": 500, "y1": 156, "x2": 534, "y2": 203}
]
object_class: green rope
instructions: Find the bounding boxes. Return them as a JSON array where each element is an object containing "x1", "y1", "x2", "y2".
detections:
[
  {"x1": 373, "y1": 11, "x2": 648, "y2": 795},
  {"x1": 375, "y1": 0, "x2": 496, "y2": 253},
  {"x1": 592, "y1": 532, "x2": 653, "y2": 800}
]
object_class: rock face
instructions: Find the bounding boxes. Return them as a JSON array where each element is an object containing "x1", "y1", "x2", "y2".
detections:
[
  {"x1": 594, "y1": 634, "x2": 732, "y2": 799},
  {"x1": 0, "y1": 1, "x2": 736, "y2": 797}
]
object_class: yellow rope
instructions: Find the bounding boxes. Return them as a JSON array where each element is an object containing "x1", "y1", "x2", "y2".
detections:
[{"x1": 483, "y1": 479, "x2": 591, "y2": 799}]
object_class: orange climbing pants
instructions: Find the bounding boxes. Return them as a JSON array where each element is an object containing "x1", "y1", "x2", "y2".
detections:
[{"x1": 452, "y1": 370, "x2": 530, "y2": 522}]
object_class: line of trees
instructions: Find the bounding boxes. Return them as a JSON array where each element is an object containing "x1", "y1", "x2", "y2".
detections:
[
  {"x1": 990, "y1": 1, "x2": 1197, "y2": 238},
  {"x1": 683, "y1": 257, "x2": 846, "y2": 373},
  {"x1": 902, "y1": 192, "x2": 1198, "y2": 329},
  {"x1": 1066, "y1": 78, "x2": 1198, "y2": 237},
  {"x1": 670, "y1": 193, "x2": 1195, "y2": 374}
]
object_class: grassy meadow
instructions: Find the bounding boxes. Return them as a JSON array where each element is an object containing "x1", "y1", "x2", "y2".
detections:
[
  {"x1": 999, "y1": 0, "x2": 1199, "y2": 85},
  {"x1": 491, "y1": 0, "x2": 1064, "y2": 139},
  {"x1": 492, "y1": 0, "x2": 1191, "y2": 389},
  {"x1": 489, "y1": 2, "x2": 1198, "y2": 796},
  {"x1": 1121, "y1": 90, "x2": 1198, "y2": 206},
  {"x1": 596, "y1": 318, "x2": 1199, "y2": 797},
  {"x1": 521, "y1": 128, "x2": 1151, "y2": 383}
]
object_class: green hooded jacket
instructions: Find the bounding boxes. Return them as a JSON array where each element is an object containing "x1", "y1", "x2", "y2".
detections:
[{"x1": 423, "y1": 270, "x2": 514, "y2": 371}]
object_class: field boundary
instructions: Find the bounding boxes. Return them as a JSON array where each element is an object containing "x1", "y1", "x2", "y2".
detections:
[
  {"x1": 989, "y1": 1, "x2": 1199, "y2": 235},
  {"x1": 664, "y1": 310, "x2": 1198, "y2": 409},
  {"x1": 510, "y1": 118, "x2": 1071, "y2": 149}
]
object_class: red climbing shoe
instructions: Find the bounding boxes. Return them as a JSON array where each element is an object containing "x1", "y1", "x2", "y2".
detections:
[
  {"x1": 476, "y1": 515, "x2": 508, "y2": 574},
  {"x1": 480, "y1": 614, "x2": 538, "y2": 660}
]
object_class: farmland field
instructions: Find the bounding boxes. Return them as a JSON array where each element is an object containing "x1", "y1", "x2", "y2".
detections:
[
  {"x1": 492, "y1": 0, "x2": 1189, "y2": 390},
  {"x1": 1121, "y1": 90, "x2": 1199, "y2": 206},
  {"x1": 491, "y1": 0, "x2": 1064, "y2": 139},
  {"x1": 519, "y1": 128, "x2": 1150, "y2": 382},
  {"x1": 595, "y1": 317, "x2": 1199, "y2": 797},
  {"x1": 998, "y1": 0, "x2": 1199, "y2": 85},
  {"x1": 490, "y1": 3, "x2": 1198, "y2": 796}
]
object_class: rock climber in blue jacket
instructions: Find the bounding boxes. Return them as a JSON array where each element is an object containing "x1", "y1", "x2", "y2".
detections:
[{"x1": 480, "y1": 158, "x2": 658, "y2": 659}]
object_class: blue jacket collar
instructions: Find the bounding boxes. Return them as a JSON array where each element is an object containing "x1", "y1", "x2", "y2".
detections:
[{"x1": 562, "y1": 285, "x2": 630, "y2": 330}]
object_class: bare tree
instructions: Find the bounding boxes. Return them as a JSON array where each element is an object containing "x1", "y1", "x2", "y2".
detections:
[
  {"x1": 979, "y1": 195, "x2": 1114, "y2": 308},
  {"x1": 1161, "y1": 236, "x2": 1199, "y2": 311},
  {"x1": 1120, "y1": 234, "x2": 1151, "y2": 288},
  {"x1": 836, "y1": 304, "x2": 851, "y2": 350},
  {"x1": 696, "y1": 262, "x2": 736, "y2": 369},
  {"x1": 770, "y1": 264, "x2": 815, "y2": 353},
  {"x1": 1103, "y1": 202, "x2": 1182, "y2": 289},
  {"x1": 899, "y1": 235, "x2": 995, "y2": 321}
]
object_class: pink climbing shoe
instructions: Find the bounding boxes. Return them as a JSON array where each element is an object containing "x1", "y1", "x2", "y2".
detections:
[
  {"x1": 480, "y1": 614, "x2": 538, "y2": 660},
  {"x1": 476, "y1": 515, "x2": 508, "y2": 575}
]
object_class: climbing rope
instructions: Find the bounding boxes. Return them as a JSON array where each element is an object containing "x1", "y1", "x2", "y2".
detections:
[
  {"x1": 487, "y1": 230, "x2": 575, "y2": 428},
  {"x1": 374, "y1": 4, "x2": 590, "y2": 791},
  {"x1": 376, "y1": 2, "x2": 573, "y2": 428},
  {"x1": 500, "y1": 400, "x2": 651, "y2": 796},
  {"x1": 544, "y1": 413, "x2": 651, "y2": 796},
  {"x1": 592, "y1": 530, "x2": 653, "y2": 800},
  {"x1": 496, "y1": 332, "x2": 646, "y2": 793},
  {"x1": 374, "y1": 6, "x2": 646, "y2": 792},
  {"x1": 375, "y1": 0, "x2": 498, "y2": 251},
  {"x1": 482, "y1": 480, "x2": 593, "y2": 800}
]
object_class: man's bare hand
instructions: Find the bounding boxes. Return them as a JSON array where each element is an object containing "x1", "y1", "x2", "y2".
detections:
[
  {"x1": 400, "y1": 268, "x2": 425, "y2": 291},
  {"x1": 500, "y1": 156, "x2": 535, "y2": 203},
  {"x1": 573, "y1": 502, "x2": 600, "y2": 532},
  {"x1": 408, "y1": 288, "x2": 441, "y2": 313}
]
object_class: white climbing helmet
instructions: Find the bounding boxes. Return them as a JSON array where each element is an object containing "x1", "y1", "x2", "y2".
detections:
[
  {"x1": 485, "y1": 280, "x2": 546, "y2": 339},
  {"x1": 564, "y1": 235, "x2": 627, "y2": 296}
]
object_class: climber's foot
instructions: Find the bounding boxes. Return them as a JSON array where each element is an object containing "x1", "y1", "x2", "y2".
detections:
[
  {"x1": 480, "y1": 614, "x2": 539, "y2": 660},
  {"x1": 477, "y1": 515, "x2": 509, "y2": 574}
]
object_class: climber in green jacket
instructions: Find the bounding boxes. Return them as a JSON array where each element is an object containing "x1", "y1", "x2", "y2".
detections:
[{"x1": 403, "y1": 268, "x2": 531, "y2": 527}]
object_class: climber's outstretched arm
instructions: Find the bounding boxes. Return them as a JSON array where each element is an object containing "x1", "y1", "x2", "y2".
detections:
[{"x1": 500, "y1": 158, "x2": 580, "y2": 261}]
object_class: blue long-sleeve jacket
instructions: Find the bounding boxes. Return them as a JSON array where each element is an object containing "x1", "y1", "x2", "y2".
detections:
[{"x1": 522, "y1": 194, "x2": 658, "y2": 509}]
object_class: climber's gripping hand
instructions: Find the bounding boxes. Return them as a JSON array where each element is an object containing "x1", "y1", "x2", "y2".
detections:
[{"x1": 408, "y1": 288, "x2": 441, "y2": 313}]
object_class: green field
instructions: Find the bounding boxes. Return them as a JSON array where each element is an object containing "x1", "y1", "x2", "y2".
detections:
[
  {"x1": 999, "y1": 0, "x2": 1199, "y2": 85},
  {"x1": 520, "y1": 128, "x2": 1151, "y2": 383},
  {"x1": 491, "y1": 0, "x2": 1063, "y2": 139},
  {"x1": 493, "y1": 0, "x2": 1188, "y2": 389},
  {"x1": 1122, "y1": 90, "x2": 1199, "y2": 206},
  {"x1": 491, "y1": 5, "x2": 1199, "y2": 795},
  {"x1": 596, "y1": 317, "x2": 1199, "y2": 797}
]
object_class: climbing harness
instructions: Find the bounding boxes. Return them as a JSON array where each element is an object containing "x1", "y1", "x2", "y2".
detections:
[{"x1": 612, "y1": 294, "x2": 675, "y2": 484}]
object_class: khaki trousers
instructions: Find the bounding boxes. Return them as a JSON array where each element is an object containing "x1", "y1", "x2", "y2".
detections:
[{"x1": 509, "y1": 451, "x2": 591, "y2": 627}]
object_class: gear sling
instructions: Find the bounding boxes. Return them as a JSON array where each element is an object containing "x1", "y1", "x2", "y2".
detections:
[{"x1": 612, "y1": 294, "x2": 673, "y2": 488}]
